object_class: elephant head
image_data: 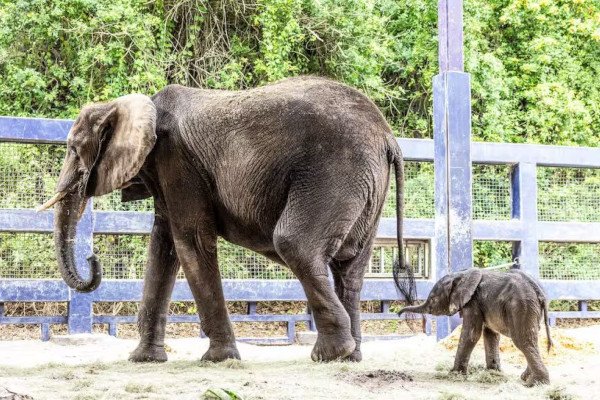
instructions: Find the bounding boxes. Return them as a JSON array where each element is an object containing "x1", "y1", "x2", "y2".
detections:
[
  {"x1": 37, "y1": 94, "x2": 157, "y2": 292},
  {"x1": 398, "y1": 269, "x2": 482, "y2": 316}
]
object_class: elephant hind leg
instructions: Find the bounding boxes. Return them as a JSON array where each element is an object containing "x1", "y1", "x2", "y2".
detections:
[
  {"x1": 330, "y1": 237, "x2": 375, "y2": 362},
  {"x1": 513, "y1": 335, "x2": 549, "y2": 386},
  {"x1": 273, "y1": 187, "x2": 366, "y2": 362}
]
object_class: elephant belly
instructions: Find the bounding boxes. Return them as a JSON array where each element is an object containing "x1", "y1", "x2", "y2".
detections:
[
  {"x1": 483, "y1": 316, "x2": 510, "y2": 337},
  {"x1": 215, "y1": 209, "x2": 281, "y2": 260}
]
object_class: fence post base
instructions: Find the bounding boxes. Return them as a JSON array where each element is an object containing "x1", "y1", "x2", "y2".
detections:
[{"x1": 68, "y1": 292, "x2": 93, "y2": 334}]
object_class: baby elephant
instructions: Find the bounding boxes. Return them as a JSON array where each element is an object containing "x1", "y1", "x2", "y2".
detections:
[{"x1": 399, "y1": 268, "x2": 552, "y2": 386}]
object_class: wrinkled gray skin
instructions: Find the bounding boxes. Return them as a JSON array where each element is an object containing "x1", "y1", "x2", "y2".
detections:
[
  {"x1": 399, "y1": 269, "x2": 552, "y2": 386},
  {"x1": 39, "y1": 77, "x2": 406, "y2": 363}
]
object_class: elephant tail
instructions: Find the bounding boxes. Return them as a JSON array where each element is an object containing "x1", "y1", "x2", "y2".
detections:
[
  {"x1": 543, "y1": 299, "x2": 553, "y2": 352},
  {"x1": 387, "y1": 137, "x2": 416, "y2": 305}
]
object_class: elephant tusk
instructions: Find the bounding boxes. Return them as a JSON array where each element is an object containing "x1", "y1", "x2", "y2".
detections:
[{"x1": 35, "y1": 191, "x2": 67, "y2": 212}]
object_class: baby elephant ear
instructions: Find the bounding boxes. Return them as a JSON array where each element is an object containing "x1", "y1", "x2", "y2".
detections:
[{"x1": 448, "y1": 268, "x2": 483, "y2": 315}]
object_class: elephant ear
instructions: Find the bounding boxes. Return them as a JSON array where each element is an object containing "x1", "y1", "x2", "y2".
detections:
[
  {"x1": 448, "y1": 269, "x2": 482, "y2": 315},
  {"x1": 87, "y1": 94, "x2": 157, "y2": 196}
]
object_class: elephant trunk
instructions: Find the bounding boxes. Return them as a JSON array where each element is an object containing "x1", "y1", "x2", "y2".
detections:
[
  {"x1": 397, "y1": 302, "x2": 430, "y2": 316},
  {"x1": 54, "y1": 189, "x2": 102, "y2": 292}
]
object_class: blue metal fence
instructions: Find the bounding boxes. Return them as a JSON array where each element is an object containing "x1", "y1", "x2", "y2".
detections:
[
  {"x1": 1, "y1": 0, "x2": 600, "y2": 343},
  {"x1": 0, "y1": 116, "x2": 599, "y2": 342}
]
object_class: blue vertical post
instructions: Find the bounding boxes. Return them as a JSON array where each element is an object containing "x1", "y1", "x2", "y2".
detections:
[
  {"x1": 67, "y1": 200, "x2": 94, "y2": 334},
  {"x1": 434, "y1": 0, "x2": 473, "y2": 340},
  {"x1": 511, "y1": 163, "x2": 539, "y2": 278}
]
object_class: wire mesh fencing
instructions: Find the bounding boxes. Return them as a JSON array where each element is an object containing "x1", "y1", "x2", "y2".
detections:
[
  {"x1": 539, "y1": 242, "x2": 600, "y2": 280},
  {"x1": 473, "y1": 240, "x2": 513, "y2": 270},
  {"x1": 0, "y1": 233, "x2": 59, "y2": 279},
  {"x1": 219, "y1": 241, "x2": 294, "y2": 279},
  {"x1": 91, "y1": 235, "x2": 430, "y2": 280},
  {"x1": 382, "y1": 161, "x2": 434, "y2": 219},
  {"x1": 93, "y1": 191, "x2": 154, "y2": 212},
  {"x1": 538, "y1": 167, "x2": 600, "y2": 222},
  {"x1": 0, "y1": 143, "x2": 64, "y2": 209},
  {"x1": 472, "y1": 164, "x2": 511, "y2": 220},
  {"x1": 3, "y1": 139, "x2": 599, "y2": 283},
  {"x1": 93, "y1": 234, "x2": 151, "y2": 279}
]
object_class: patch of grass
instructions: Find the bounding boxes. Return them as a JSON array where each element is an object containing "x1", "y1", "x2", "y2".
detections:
[
  {"x1": 546, "y1": 386, "x2": 577, "y2": 400},
  {"x1": 124, "y1": 383, "x2": 155, "y2": 393},
  {"x1": 434, "y1": 369, "x2": 467, "y2": 382},
  {"x1": 86, "y1": 361, "x2": 110, "y2": 375},
  {"x1": 73, "y1": 395, "x2": 97, "y2": 400},
  {"x1": 337, "y1": 364, "x2": 352, "y2": 373},
  {"x1": 202, "y1": 387, "x2": 244, "y2": 400},
  {"x1": 433, "y1": 363, "x2": 506, "y2": 384},
  {"x1": 71, "y1": 378, "x2": 93, "y2": 390},
  {"x1": 2, "y1": 362, "x2": 69, "y2": 378},
  {"x1": 438, "y1": 391, "x2": 467, "y2": 400},
  {"x1": 50, "y1": 370, "x2": 77, "y2": 380},
  {"x1": 200, "y1": 359, "x2": 246, "y2": 370},
  {"x1": 470, "y1": 367, "x2": 508, "y2": 384},
  {"x1": 435, "y1": 361, "x2": 452, "y2": 371},
  {"x1": 222, "y1": 359, "x2": 246, "y2": 369}
]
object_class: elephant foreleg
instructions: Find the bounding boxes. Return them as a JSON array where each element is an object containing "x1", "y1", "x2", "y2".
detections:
[
  {"x1": 451, "y1": 308, "x2": 483, "y2": 374},
  {"x1": 483, "y1": 326, "x2": 501, "y2": 370},
  {"x1": 172, "y1": 225, "x2": 239, "y2": 362},
  {"x1": 130, "y1": 215, "x2": 179, "y2": 362}
]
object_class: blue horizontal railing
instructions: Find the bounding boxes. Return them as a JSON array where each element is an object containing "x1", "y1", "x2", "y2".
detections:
[{"x1": 1, "y1": 116, "x2": 599, "y2": 342}]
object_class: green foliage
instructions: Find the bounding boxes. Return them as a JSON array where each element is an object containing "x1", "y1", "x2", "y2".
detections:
[
  {"x1": 253, "y1": 0, "x2": 304, "y2": 82},
  {"x1": 0, "y1": 0, "x2": 598, "y2": 140},
  {"x1": 0, "y1": 233, "x2": 58, "y2": 279},
  {"x1": 473, "y1": 241, "x2": 512, "y2": 269},
  {"x1": 0, "y1": 0, "x2": 169, "y2": 118}
]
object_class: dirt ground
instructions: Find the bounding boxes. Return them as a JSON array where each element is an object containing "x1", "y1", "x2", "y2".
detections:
[{"x1": 0, "y1": 325, "x2": 598, "y2": 400}]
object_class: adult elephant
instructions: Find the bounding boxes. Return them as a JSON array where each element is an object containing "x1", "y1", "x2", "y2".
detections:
[{"x1": 38, "y1": 76, "x2": 406, "y2": 363}]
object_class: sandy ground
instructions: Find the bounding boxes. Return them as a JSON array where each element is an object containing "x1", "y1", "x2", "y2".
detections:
[{"x1": 0, "y1": 325, "x2": 598, "y2": 400}]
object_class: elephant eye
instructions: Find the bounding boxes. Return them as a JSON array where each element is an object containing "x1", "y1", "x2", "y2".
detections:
[{"x1": 69, "y1": 147, "x2": 79, "y2": 158}]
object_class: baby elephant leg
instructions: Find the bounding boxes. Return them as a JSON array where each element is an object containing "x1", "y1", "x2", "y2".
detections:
[
  {"x1": 521, "y1": 366, "x2": 531, "y2": 382},
  {"x1": 514, "y1": 338, "x2": 549, "y2": 386},
  {"x1": 451, "y1": 308, "x2": 483, "y2": 374},
  {"x1": 483, "y1": 327, "x2": 501, "y2": 370}
]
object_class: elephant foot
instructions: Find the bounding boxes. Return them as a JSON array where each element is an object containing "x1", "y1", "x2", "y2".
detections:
[
  {"x1": 524, "y1": 373, "x2": 549, "y2": 387},
  {"x1": 342, "y1": 348, "x2": 362, "y2": 362},
  {"x1": 486, "y1": 362, "x2": 501, "y2": 371},
  {"x1": 201, "y1": 343, "x2": 240, "y2": 362},
  {"x1": 520, "y1": 367, "x2": 531, "y2": 381},
  {"x1": 311, "y1": 332, "x2": 355, "y2": 362},
  {"x1": 129, "y1": 343, "x2": 168, "y2": 363},
  {"x1": 450, "y1": 366, "x2": 468, "y2": 375}
]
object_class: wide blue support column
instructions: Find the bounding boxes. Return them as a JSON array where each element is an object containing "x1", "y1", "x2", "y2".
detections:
[
  {"x1": 67, "y1": 200, "x2": 95, "y2": 334},
  {"x1": 434, "y1": 0, "x2": 473, "y2": 341},
  {"x1": 511, "y1": 162, "x2": 539, "y2": 278}
]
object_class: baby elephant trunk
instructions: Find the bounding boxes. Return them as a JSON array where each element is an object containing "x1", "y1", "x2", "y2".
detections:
[{"x1": 397, "y1": 302, "x2": 429, "y2": 316}]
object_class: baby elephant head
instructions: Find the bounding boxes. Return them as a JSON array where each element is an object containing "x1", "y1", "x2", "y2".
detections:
[{"x1": 398, "y1": 269, "x2": 483, "y2": 316}]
